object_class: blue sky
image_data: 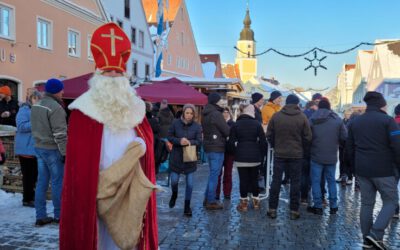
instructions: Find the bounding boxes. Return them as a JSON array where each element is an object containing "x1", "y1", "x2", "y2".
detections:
[{"x1": 185, "y1": 0, "x2": 400, "y2": 89}]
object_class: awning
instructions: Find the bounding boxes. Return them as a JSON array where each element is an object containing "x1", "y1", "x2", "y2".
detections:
[
  {"x1": 136, "y1": 77, "x2": 207, "y2": 105},
  {"x1": 37, "y1": 73, "x2": 93, "y2": 99}
]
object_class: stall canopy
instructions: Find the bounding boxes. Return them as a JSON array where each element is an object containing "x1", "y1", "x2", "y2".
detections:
[
  {"x1": 37, "y1": 73, "x2": 93, "y2": 99},
  {"x1": 136, "y1": 77, "x2": 207, "y2": 105}
]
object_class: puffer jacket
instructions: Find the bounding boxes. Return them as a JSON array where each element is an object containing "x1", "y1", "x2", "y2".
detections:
[
  {"x1": 266, "y1": 104, "x2": 312, "y2": 159},
  {"x1": 14, "y1": 104, "x2": 36, "y2": 156},
  {"x1": 309, "y1": 109, "x2": 347, "y2": 165},
  {"x1": 168, "y1": 118, "x2": 202, "y2": 174},
  {"x1": 201, "y1": 104, "x2": 230, "y2": 153}
]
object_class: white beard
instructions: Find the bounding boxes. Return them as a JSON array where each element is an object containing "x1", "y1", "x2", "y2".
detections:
[{"x1": 69, "y1": 73, "x2": 146, "y2": 131}]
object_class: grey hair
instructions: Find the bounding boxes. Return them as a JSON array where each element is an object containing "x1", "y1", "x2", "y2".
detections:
[
  {"x1": 239, "y1": 102, "x2": 252, "y2": 113},
  {"x1": 27, "y1": 90, "x2": 43, "y2": 105}
]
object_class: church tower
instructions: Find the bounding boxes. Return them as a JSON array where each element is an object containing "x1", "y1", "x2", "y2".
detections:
[{"x1": 235, "y1": 5, "x2": 257, "y2": 83}]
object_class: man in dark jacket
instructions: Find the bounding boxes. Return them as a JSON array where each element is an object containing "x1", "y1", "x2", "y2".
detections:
[
  {"x1": 307, "y1": 98, "x2": 347, "y2": 215},
  {"x1": 202, "y1": 92, "x2": 230, "y2": 210},
  {"x1": 346, "y1": 92, "x2": 400, "y2": 249},
  {"x1": 266, "y1": 94, "x2": 312, "y2": 220},
  {"x1": 0, "y1": 85, "x2": 19, "y2": 126},
  {"x1": 251, "y1": 92, "x2": 264, "y2": 124},
  {"x1": 157, "y1": 99, "x2": 174, "y2": 138}
]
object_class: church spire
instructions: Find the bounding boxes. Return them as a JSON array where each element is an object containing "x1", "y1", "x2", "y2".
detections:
[{"x1": 240, "y1": 3, "x2": 254, "y2": 41}]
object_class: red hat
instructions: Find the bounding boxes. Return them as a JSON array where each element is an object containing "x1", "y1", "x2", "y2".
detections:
[
  {"x1": 90, "y1": 23, "x2": 131, "y2": 72},
  {"x1": 0, "y1": 86, "x2": 11, "y2": 96}
]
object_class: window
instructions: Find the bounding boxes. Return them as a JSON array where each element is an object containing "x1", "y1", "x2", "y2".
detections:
[
  {"x1": 167, "y1": 54, "x2": 172, "y2": 65},
  {"x1": 124, "y1": 0, "x2": 130, "y2": 19},
  {"x1": 131, "y1": 27, "x2": 136, "y2": 45},
  {"x1": 117, "y1": 19, "x2": 123, "y2": 29},
  {"x1": 0, "y1": 4, "x2": 14, "y2": 40},
  {"x1": 180, "y1": 32, "x2": 184, "y2": 46},
  {"x1": 87, "y1": 35, "x2": 93, "y2": 60},
  {"x1": 132, "y1": 60, "x2": 137, "y2": 77},
  {"x1": 139, "y1": 30, "x2": 144, "y2": 48},
  {"x1": 145, "y1": 64, "x2": 150, "y2": 78},
  {"x1": 68, "y1": 29, "x2": 80, "y2": 57},
  {"x1": 176, "y1": 57, "x2": 180, "y2": 68},
  {"x1": 37, "y1": 18, "x2": 52, "y2": 49}
]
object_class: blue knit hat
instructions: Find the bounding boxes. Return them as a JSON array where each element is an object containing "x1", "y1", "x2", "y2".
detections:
[
  {"x1": 286, "y1": 94, "x2": 300, "y2": 105},
  {"x1": 45, "y1": 78, "x2": 64, "y2": 94}
]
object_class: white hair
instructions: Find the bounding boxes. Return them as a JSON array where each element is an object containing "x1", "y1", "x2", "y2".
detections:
[{"x1": 87, "y1": 73, "x2": 145, "y2": 131}]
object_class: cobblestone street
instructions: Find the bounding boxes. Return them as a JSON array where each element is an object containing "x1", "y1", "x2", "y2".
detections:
[{"x1": 1, "y1": 163, "x2": 399, "y2": 250}]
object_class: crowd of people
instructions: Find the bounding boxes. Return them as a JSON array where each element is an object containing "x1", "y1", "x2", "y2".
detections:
[{"x1": 0, "y1": 21, "x2": 399, "y2": 250}]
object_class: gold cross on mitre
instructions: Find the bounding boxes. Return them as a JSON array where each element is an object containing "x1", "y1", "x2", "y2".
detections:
[{"x1": 101, "y1": 28, "x2": 123, "y2": 56}]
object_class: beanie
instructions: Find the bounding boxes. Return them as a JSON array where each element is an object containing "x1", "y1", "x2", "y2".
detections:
[
  {"x1": 363, "y1": 91, "x2": 386, "y2": 109},
  {"x1": 318, "y1": 97, "x2": 331, "y2": 110},
  {"x1": 251, "y1": 92, "x2": 263, "y2": 104},
  {"x1": 45, "y1": 78, "x2": 64, "y2": 94},
  {"x1": 286, "y1": 94, "x2": 300, "y2": 105},
  {"x1": 269, "y1": 91, "x2": 282, "y2": 102},
  {"x1": 208, "y1": 92, "x2": 221, "y2": 105},
  {"x1": 0, "y1": 86, "x2": 11, "y2": 96},
  {"x1": 312, "y1": 93, "x2": 323, "y2": 101},
  {"x1": 395, "y1": 104, "x2": 400, "y2": 116}
]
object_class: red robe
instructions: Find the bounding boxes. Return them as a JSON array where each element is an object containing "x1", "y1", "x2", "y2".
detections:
[{"x1": 60, "y1": 110, "x2": 158, "y2": 250}]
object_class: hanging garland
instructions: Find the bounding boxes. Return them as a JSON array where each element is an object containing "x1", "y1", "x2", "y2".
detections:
[{"x1": 234, "y1": 41, "x2": 391, "y2": 76}]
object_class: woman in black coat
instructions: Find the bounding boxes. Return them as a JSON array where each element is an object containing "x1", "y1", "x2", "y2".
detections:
[
  {"x1": 228, "y1": 103, "x2": 267, "y2": 212},
  {"x1": 167, "y1": 104, "x2": 202, "y2": 217}
]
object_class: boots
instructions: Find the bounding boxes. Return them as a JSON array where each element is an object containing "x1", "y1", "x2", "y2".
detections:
[
  {"x1": 252, "y1": 196, "x2": 260, "y2": 210},
  {"x1": 236, "y1": 198, "x2": 249, "y2": 212},
  {"x1": 184, "y1": 200, "x2": 192, "y2": 217},
  {"x1": 169, "y1": 191, "x2": 177, "y2": 208}
]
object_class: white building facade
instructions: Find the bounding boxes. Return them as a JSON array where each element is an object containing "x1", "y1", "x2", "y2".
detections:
[{"x1": 101, "y1": 0, "x2": 154, "y2": 83}]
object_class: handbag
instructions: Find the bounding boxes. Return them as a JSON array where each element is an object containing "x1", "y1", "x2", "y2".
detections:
[{"x1": 183, "y1": 143, "x2": 197, "y2": 162}]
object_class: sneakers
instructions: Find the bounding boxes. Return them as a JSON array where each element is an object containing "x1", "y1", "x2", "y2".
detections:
[
  {"x1": 346, "y1": 179, "x2": 353, "y2": 185},
  {"x1": 365, "y1": 235, "x2": 387, "y2": 250},
  {"x1": 205, "y1": 202, "x2": 223, "y2": 210},
  {"x1": 362, "y1": 238, "x2": 373, "y2": 249},
  {"x1": 35, "y1": 217, "x2": 53, "y2": 227},
  {"x1": 336, "y1": 175, "x2": 344, "y2": 183},
  {"x1": 330, "y1": 207, "x2": 338, "y2": 215},
  {"x1": 267, "y1": 209, "x2": 277, "y2": 219},
  {"x1": 236, "y1": 198, "x2": 249, "y2": 212},
  {"x1": 290, "y1": 211, "x2": 300, "y2": 220},
  {"x1": 252, "y1": 196, "x2": 260, "y2": 210},
  {"x1": 307, "y1": 206, "x2": 323, "y2": 215}
]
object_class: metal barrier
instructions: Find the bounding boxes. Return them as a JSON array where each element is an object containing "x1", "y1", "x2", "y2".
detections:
[{"x1": 260, "y1": 143, "x2": 274, "y2": 200}]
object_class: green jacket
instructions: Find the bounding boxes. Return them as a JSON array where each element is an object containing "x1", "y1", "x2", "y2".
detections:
[{"x1": 31, "y1": 94, "x2": 67, "y2": 155}]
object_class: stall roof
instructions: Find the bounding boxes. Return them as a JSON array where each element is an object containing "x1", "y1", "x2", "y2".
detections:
[{"x1": 136, "y1": 77, "x2": 207, "y2": 105}]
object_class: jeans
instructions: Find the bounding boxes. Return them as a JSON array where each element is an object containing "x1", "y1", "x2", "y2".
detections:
[
  {"x1": 34, "y1": 148, "x2": 64, "y2": 220},
  {"x1": 310, "y1": 161, "x2": 337, "y2": 209},
  {"x1": 216, "y1": 153, "x2": 234, "y2": 197},
  {"x1": 269, "y1": 158, "x2": 302, "y2": 211},
  {"x1": 358, "y1": 176, "x2": 399, "y2": 240},
  {"x1": 237, "y1": 167, "x2": 259, "y2": 198},
  {"x1": 170, "y1": 171, "x2": 194, "y2": 200},
  {"x1": 204, "y1": 152, "x2": 224, "y2": 203}
]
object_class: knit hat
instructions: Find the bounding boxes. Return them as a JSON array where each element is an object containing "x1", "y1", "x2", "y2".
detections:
[
  {"x1": 395, "y1": 104, "x2": 400, "y2": 115},
  {"x1": 182, "y1": 103, "x2": 196, "y2": 118},
  {"x1": 45, "y1": 78, "x2": 64, "y2": 94},
  {"x1": 318, "y1": 97, "x2": 331, "y2": 110},
  {"x1": 286, "y1": 94, "x2": 300, "y2": 105},
  {"x1": 363, "y1": 91, "x2": 386, "y2": 109},
  {"x1": 251, "y1": 92, "x2": 263, "y2": 104},
  {"x1": 208, "y1": 92, "x2": 221, "y2": 105},
  {"x1": 312, "y1": 93, "x2": 323, "y2": 101},
  {"x1": 0, "y1": 86, "x2": 11, "y2": 96},
  {"x1": 269, "y1": 91, "x2": 282, "y2": 102}
]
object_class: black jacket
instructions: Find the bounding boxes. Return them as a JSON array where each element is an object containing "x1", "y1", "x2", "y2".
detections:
[
  {"x1": 168, "y1": 118, "x2": 202, "y2": 174},
  {"x1": 254, "y1": 105, "x2": 262, "y2": 124},
  {"x1": 157, "y1": 108, "x2": 174, "y2": 138},
  {"x1": 228, "y1": 115, "x2": 267, "y2": 163},
  {"x1": 346, "y1": 106, "x2": 400, "y2": 177},
  {"x1": 0, "y1": 98, "x2": 19, "y2": 126},
  {"x1": 266, "y1": 104, "x2": 312, "y2": 159},
  {"x1": 309, "y1": 109, "x2": 347, "y2": 165},
  {"x1": 201, "y1": 104, "x2": 230, "y2": 153}
]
